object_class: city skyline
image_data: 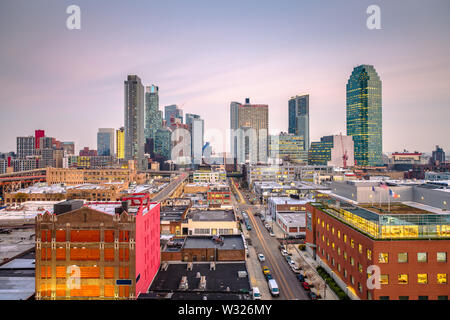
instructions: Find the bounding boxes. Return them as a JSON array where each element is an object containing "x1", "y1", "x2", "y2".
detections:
[{"x1": 1, "y1": 0, "x2": 450, "y2": 154}]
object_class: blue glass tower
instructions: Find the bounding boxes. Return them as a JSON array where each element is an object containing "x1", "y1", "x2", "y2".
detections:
[{"x1": 346, "y1": 65, "x2": 382, "y2": 166}]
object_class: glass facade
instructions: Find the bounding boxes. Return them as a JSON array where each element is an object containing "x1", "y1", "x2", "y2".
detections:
[
  {"x1": 154, "y1": 127, "x2": 172, "y2": 160},
  {"x1": 288, "y1": 95, "x2": 309, "y2": 151},
  {"x1": 269, "y1": 133, "x2": 306, "y2": 162},
  {"x1": 308, "y1": 135, "x2": 334, "y2": 165},
  {"x1": 144, "y1": 85, "x2": 162, "y2": 144},
  {"x1": 346, "y1": 65, "x2": 382, "y2": 166}
]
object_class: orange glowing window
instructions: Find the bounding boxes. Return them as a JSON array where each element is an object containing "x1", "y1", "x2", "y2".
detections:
[
  {"x1": 119, "y1": 248, "x2": 129, "y2": 261},
  {"x1": 104, "y1": 230, "x2": 115, "y2": 242},
  {"x1": 70, "y1": 230, "x2": 100, "y2": 242},
  {"x1": 56, "y1": 248, "x2": 66, "y2": 260},
  {"x1": 119, "y1": 231, "x2": 130, "y2": 242},
  {"x1": 56, "y1": 266, "x2": 66, "y2": 278},
  {"x1": 70, "y1": 248, "x2": 100, "y2": 260},
  {"x1": 119, "y1": 285, "x2": 130, "y2": 298},
  {"x1": 40, "y1": 266, "x2": 51, "y2": 279},
  {"x1": 104, "y1": 248, "x2": 115, "y2": 261},
  {"x1": 55, "y1": 230, "x2": 66, "y2": 242},
  {"x1": 119, "y1": 267, "x2": 129, "y2": 279},
  {"x1": 104, "y1": 285, "x2": 115, "y2": 297},
  {"x1": 70, "y1": 285, "x2": 100, "y2": 297},
  {"x1": 79, "y1": 267, "x2": 100, "y2": 278},
  {"x1": 41, "y1": 230, "x2": 51, "y2": 242},
  {"x1": 56, "y1": 284, "x2": 66, "y2": 297},
  {"x1": 104, "y1": 267, "x2": 115, "y2": 279},
  {"x1": 41, "y1": 248, "x2": 52, "y2": 260}
]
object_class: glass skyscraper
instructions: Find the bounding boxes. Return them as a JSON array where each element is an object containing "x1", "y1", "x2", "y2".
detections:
[
  {"x1": 288, "y1": 94, "x2": 310, "y2": 152},
  {"x1": 346, "y1": 65, "x2": 382, "y2": 166},
  {"x1": 97, "y1": 128, "x2": 115, "y2": 156},
  {"x1": 145, "y1": 85, "x2": 162, "y2": 142}
]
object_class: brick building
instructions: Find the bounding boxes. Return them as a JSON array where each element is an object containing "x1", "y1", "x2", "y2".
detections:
[{"x1": 35, "y1": 194, "x2": 160, "y2": 300}]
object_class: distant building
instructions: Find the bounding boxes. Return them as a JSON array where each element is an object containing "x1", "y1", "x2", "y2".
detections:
[
  {"x1": 79, "y1": 147, "x2": 97, "y2": 157},
  {"x1": 35, "y1": 130, "x2": 45, "y2": 149},
  {"x1": 17, "y1": 136, "x2": 35, "y2": 158},
  {"x1": 288, "y1": 94, "x2": 310, "y2": 152},
  {"x1": 308, "y1": 135, "x2": 354, "y2": 167},
  {"x1": 431, "y1": 145, "x2": 446, "y2": 165},
  {"x1": 425, "y1": 171, "x2": 450, "y2": 181},
  {"x1": 269, "y1": 133, "x2": 307, "y2": 163},
  {"x1": 62, "y1": 142, "x2": 75, "y2": 155},
  {"x1": 193, "y1": 170, "x2": 226, "y2": 184},
  {"x1": 389, "y1": 151, "x2": 425, "y2": 171},
  {"x1": 164, "y1": 105, "x2": 183, "y2": 124},
  {"x1": 144, "y1": 85, "x2": 162, "y2": 142},
  {"x1": 191, "y1": 118, "x2": 204, "y2": 165},
  {"x1": 124, "y1": 75, "x2": 145, "y2": 169},
  {"x1": 346, "y1": 65, "x2": 382, "y2": 166},
  {"x1": 116, "y1": 127, "x2": 125, "y2": 160},
  {"x1": 154, "y1": 127, "x2": 172, "y2": 160},
  {"x1": 97, "y1": 128, "x2": 115, "y2": 156}
]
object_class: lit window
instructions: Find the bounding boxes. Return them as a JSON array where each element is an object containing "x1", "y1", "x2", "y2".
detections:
[
  {"x1": 344, "y1": 269, "x2": 348, "y2": 278},
  {"x1": 322, "y1": 221, "x2": 324, "y2": 228},
  {"x1": 437, "y1": 252, "x2": 447, "y2": 262},
  {"x1": 437, "y1": 274, "x2": 447, "y2": 284},
  {"x1": 338, "y1": 264, "x2": 341, "y2": 272},
  {"x1": 367, "y1": 249, "x2": 372, "y2": 260},
  {"x1": 344, "y1": 234, "x2": 347, "y2": 243},
  {"x1": 358, "y1": 263, "x2": 363, "y2": 273},
  {"x1": 337, "y1": 230, "x2": 341, "y2": 239},
  {"x1": 327, "y1": 239, "x2": 330, "y2": 246},
  {"x1": 344, "y1": 252, "x2": 348, "y2": 260},
  {"x1": 398, "y1": 253, "x2": 408, "y2": 263},
  {"x1": 358, "y1": 244, "x2": 362, "y2": 254},
  {"x1": 338, "y1": 247, "x2": 341, "y2": 255},
  {"x1": 351, "y1": 276, "x2": 355, "y2": 285},
  {"x1": 417, "y1": 274, "x2": 427, "y2": 284},
  {"x1": 332, "y1": 242, "x2": 335, "y2": 250},
  {"x1": 358, "y1": 282, "x2": 362, "y2": 293},
  {"x1": 417, "y1": 252, "x2": 427, "y2": 263},
  {"x1": 350, "y1": 239, "x2": 354, "y2": 248},
  {"x1": 350, "y1": 257, "x2": 355, "y2": 266},
  {"x1": 332, "y1": 227, "x2": 335, "y2": 235},
  {"x1": 379, "y1": 253, "x2": 389, "y2": 263},
  {"x1": 398, "y1": 274, "x2": 408, "y2": 284},
  {"x1": 380, "y1": 274, "x2": 389, "y2": 284},
  {"x1": 322, "y1": 235, "x2": 325, "y2": 242},
  {"x1": 327, "y1": 224, "x2": 330, "y2": 231}
]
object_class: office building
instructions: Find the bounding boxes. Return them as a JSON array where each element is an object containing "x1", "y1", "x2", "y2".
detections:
[
  {"x1": 35, "y1": 130, "x2": 45, "y2": 149},
  {"x1": 154, "y1": 127, "x2": 172, "y2": 160},
  {"x1": 116, "y1": 127, "x2": 125, "y2": 160},
  {"x1": 230, "y1": 98, "x2": 268, "y2": 164},
  {"x1": 308, "y1": 135, "x2": 354, "y2": 167},
  {"x1": 35, "y1": 194, "x2": 161, "y2": 300},
  {"x1": 144, "y1": 85, "x2": 162, "y2": 142},
  {"x1": 97, "y1": 128, "x2": 115, "y2": 157},
  {"x1": 62, "y1": 142, "x2": 75, "y2": 155},
  {"x1": 431, "y1": 146, "x2": 446, "y2": 165},
  {"x1": 164, "y1": 105, "x2": 183, "y2": 124},
  {"x1": 124, "y1": 75, "x2": 145, "y2": 169},
  {"x1": 269, "y1": 132, "x2": 307, "y2": 163},
  {"x1": 288, "y1": 95, "x2": 310, "y2": 152},
  {"x1": 306, "y1": 196, "x2": 450, "y2": 300},
  {"x1": 17, "y1": 136, "x2": 35, "y2": 158},
  {"x1": 191, "y1": 117, "x2": 204, "y2": 165},
  {"x1": 346, "y1": 65, "x2": 382, "y2": 166}
]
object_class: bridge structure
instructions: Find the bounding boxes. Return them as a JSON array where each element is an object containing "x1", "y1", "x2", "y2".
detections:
[{"x1": 0, "y1": 169, "x2": 47, "y2": 203}]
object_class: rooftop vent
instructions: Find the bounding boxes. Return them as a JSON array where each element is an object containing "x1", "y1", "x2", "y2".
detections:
[
  {"x1": 199, "y1": 276, "x2": 207, "y2": 290},
  {"x1": 187, "y1": 262, "x2": 193, "y2": 271},
  {"x1": 179, "y1": 276, "x2": 188, "y2": 290},
  {"x1": 210, "y1": 262, "x2": 216, "y2": 271}
]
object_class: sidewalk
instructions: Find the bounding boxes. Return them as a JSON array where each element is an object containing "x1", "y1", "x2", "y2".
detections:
[{"x1": 246, "y1": 245, "x2": 273, "y2": 300}]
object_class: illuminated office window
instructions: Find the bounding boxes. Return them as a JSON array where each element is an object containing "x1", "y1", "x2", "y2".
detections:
[
  {"x1": 358, "y1": 244, "x2": 362, "y2": 254},
  {"x1": 398, "y1": 274, "x2": 408, "y2": 284},
  {"x1": 380, "y1": 274, "x2": 389, "y2": 284},
  {"x1": 332, "y1": 227, "x2": 335, "y2": 235},
  {"x1": 350, "y1": 257, "x2": 355, "y2": 266},
  {"x1": 332, "y1": 242, "x2": 335, "y2": 250},
  {"x1": 437, "y1": 252, "x2": 447, "y2": 262},
  {"x1": 417, "y1": 274, "x2": 427, "y2": 284},
  {"x1": 350, "y1": 239, "x2": 355, "y2": 248},
  {"x1": 379, "y1": 253, "x2": 388, "y2": 263},
  {"x1": 327, "y1": 224, "x2": 330, "y2": 231},
  {"x1": 344, "y1": 252, "x2": 348, "y2": 260},
  {"x1": 437, "y1": 274, "x2": 447, "y2": 284},
  {"x1": 338, "y1": 247, "x2": 341, "y2": 255},
  {"x1": 367, "y1": 249, "x2": 372, "y2": 260},
  {"x1": 337, "y1": 230, "x2": 341, "y2": 239},
  {"x1": 358, "y1": 263, "x2": 363, "y2": 273},
  {"x1": 398, "y1": 253, "x2": 408, "y2": 263},
  {"x1": 417, "y1": 252, "x2": 427, "y2": 263},
  {"x1": 344, "y1": 234, "x2": 347, "y2": 243}
]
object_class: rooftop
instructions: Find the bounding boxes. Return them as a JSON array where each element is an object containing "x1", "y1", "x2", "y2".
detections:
[
  {"x1": 183, "y1": 235, "x2": 244, "y2": 250},
  {"x1": 277, "y1": 212, "x2": 306, "y2": 224},
  {"x1": 269, "y1": 197, "x2": 309, "y2": 205},
  {"x1": 186, "y1": 210, "x2": 235, "y2": 222},
  {"x1": 0, "y1": 248, "x2": 35, "y2": 300}
]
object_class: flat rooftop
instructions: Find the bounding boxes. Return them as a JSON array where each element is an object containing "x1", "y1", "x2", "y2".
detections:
[
  {"x1": 147, "y1": 262, "x2": 250, "y2": 297},
  {"x1": 0, "y1": 249, "x2": 35, "y2": 300},
  {"x1": 269, "y1": 197, "x2": 309, "y2": 205},
  {"x1": 186, "y1": 210, "x2": 235, "y2": 222},
  {"x1": 277, "y1": 212, "x2": 306, "y2": 224},
  {"x1": 183, "y1": 236, "x2": 244, "y2": 250}
]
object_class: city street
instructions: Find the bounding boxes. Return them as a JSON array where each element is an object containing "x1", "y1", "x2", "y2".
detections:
[{"x1": 230, "y1": 178, "x2": 309, "y2": 300}]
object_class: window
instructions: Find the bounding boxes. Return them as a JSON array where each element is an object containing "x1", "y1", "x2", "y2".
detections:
[
  {"x1": 322, "y1": 235, "x2": 325, "y2": 242},
  {"x1": 338, "y1": 264, "x2": 341, "y2": 272},
  {"x1": 317, "y1": 218, "x2": 320, "y2": 224},
  {"x1": 398, "y1": 253, "x2": 408, "y2": 263},
  {"x1": 379, "y1": 296, "x2": 390, "y2": 300},
  {"x1": 358, "y1": 244, "x2": 362, "y2": 254},
  {"x1": 380, "y1": 274, "x2": 389, "y2": 284},
  {"x1": 379, "y1": 253, "x2": 388, "y2": 263},
  {"x1": 332, "y1": 242, "x2": 335, "y2": 250},
  {"x1": 332, "y1": 258, "x2": 335, "y2": 266},
  {"x1": 417, "y1": 252, "x2": 427, "y2": 263},
  {"x1": 344, "y1": 269, "x2": 347, "y2": 278},
  {"x1": 358, "y1": 282, "x2": 362, "y2": 293},
  {"x1": 398, "y1": 274, "x2": 408, "y2": 284},
  {"x1": 322, "y1": 221, "x2": 324, "y2": 228},
  {"x1": 399, "y1": 296, "x2": 409, "y2": 300},
  {"x1": 350, "y1": 239, "x2": 355, "y2": 248},
  {"x1": 437, "y1": 274, "x2": 447, "y2": 284},
  {"x1": 418, "y1": 296, "x2": 428, "y2": 300},
  {"x1": 358, "y1": 263, "x2": 363, "y2": 273},
  {"x1": 327, "y1": 224, "x2": 329, "y2": 231},
  {"x1": 344, "y1": 234, "x2": 347, "y2": 243},
  {"x1": 417, "y1": 274, "x2": 427, "y2": 284},
  {"x1": 351, "y1": 276, "x2": 355, "y2": 285},
  {"x1": 438, "y1": 296, "x2": 448, "y2": 300},
  {"x1": 367, "y1": 249, "x2": 372, "y2": 260},
  {"x1": 332, "y1": 227, "x2": 335, "y2": 235},
  {"x1": 344, "y1": 252, "x2": 348, "y2": 260},
  {"x1": 437, "y1": 252, "x2": 447, "y2": 262},
  {"x1": 338, "y1": 247, "x2": 341, "y2": 255},
  {"x1": 350, "y1": 257, "x2": 355, "y2": 266},
  {"x1": 337, "y1": 230, "x2": 341, "y2": 239},
  {"x1": 327, "y1": 239, "x2": 330, "y2": 246}
]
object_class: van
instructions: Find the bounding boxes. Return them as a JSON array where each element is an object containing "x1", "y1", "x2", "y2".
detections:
[
  {"x1": 268, "y1": 279, "x2": 280, "y2": 297},
  {"x1": 252, "y1": 287, "x2": 261, "y2": 300}
]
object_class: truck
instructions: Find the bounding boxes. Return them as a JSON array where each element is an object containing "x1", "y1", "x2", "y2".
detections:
[{"x1": 268, "y1": 279, "x2": 280, "y2": 297}]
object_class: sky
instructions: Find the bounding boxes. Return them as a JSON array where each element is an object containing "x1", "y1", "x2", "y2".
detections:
[{"x1": 0, "y1": 0, "x2": 449, "y2": 154}]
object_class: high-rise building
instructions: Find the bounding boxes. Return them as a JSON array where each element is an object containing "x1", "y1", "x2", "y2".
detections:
[
  {"x1": 191, "y1": 118, "x2": 204, "y2": 165},
  {"x1": 124, "y1": 75, "x2": 145, "y2": 169},
  {"x1": 431, "y1": 145, "x2": 446, "y2": 165},
  {"x1": 39, "y1": 136, "x2": 53, "y2": 150},
  {"x1": 185, "y1": 113, "x2": 200, "y2": 126},
  {"x1": 308, "y1": 134, "x2": 354, "y2": 167},
  {"x1": 144, "y1": 85, "x2": 162, "y2": 142},
  {"x1": 116, "y1": 127, "x2": 125, "y2": 160},
  {"x1": 230, "y1": 98, "x2": 268, "y2": 164},
  {"x1": 346, "y1": 65, "x2": 382, "y2": 166},
  {"x1": 154, "y1": 127, "x2": 172, "y2": 160},
  {"x1": 288, "y1": 94, "x2": 310, "y2": 152},
  {"x1": 269, "y1": 133, "x2": 306, "y2": 163},
  {"x1": 164, "y1": 105, "x2": 183, "y2": 124},
  {"x1": 17, "y1": 136, "x2": 35, "y2": 158},
  {"x1": 97, "y1": 128, "x2": 115, "y2": 156},
  {"x1": 35, "y1": 130, "x2": 45, "y2": 149},
  {"x1": 62, "y1": 142, "x2": 75, "y2": 155}
]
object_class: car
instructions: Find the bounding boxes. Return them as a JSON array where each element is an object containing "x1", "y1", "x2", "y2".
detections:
[
  {"x1": 264, "y1": 223, "x2": 270, "y2": 229},
  {"x1": 288, "y1": 260, "x2": 296, "y2": 266},
  {"x1": 301, "y1": 282, "x2": 311, "y2": 291},
  {"x1": 269, "y1": 232, "x2": 275, "y2": 237},
  {"x1": 286, "y1": 255, "x2": 292, "y2": 262},
  {"x1": 291, "y1": 265, "x2": 301, "y2": 273},
  {"x1": 281, "y1": 249, "x2": 288, "y2": 256},
  {"x1": 266, "y1": 274, "x2": 273, "y2": 280},
  {"x1": 262, "y1": 266, "x2": 270, "y2": 275},
  {"x1": 308, "y1": 291, "x2": 318, "y2": 300},
  {"x1": 258, "y1": 253, "x2": 265, "y2": 262},
  {"x1": 252, "y1": 287, "x2": 261, "y2": 300},
  {"x1": 297, "y1": 274, "x2": 305, "y2": 282}
]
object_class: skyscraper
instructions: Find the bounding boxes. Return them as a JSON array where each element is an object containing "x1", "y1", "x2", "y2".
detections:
[
  {"x1": 431, "y1": 145, "x2": 446, "y2": 165},
  {"x1": 191, "y1": 117, "x2": 204, "y2": 165},
  {"x1": 35, "y1": 130, "x2": 45, "y2": 149},
  {"x1": 230, "y1": 98, "x2": 268, "y2": 164},
  {"x1": 346, "y1": 65, "x2": 382, "y2": 166},
  {"x1": 124, "y1": 75, "x2": 145, "y2": 169},
  {"x1": 16, "y1": 136, "x2": 35, "y2": 158},
  {"x1": 116, "y1": 127, "x2": 125, "y2": 160},
  {"x1": 144, "y1": 85, "x2": 162, "y2": 142},
  {"x1": 164, "y1": 105, "x2": 183, "y2": 124},
  {"x1": 288, "y1": 94, "x2": 310, "y2": 152},
  {"x1": 185, "y1": 113, "x2": 200, "y2": 127},
  {"x1": 97, "y1": 128, "x2": 115, "y2": 156},
  {"x1": 154, "y1": 127, "x2": 172, "y2": 160}
]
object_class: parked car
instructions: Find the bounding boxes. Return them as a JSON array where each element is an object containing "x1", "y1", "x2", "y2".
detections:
[
  {"x1": 301, "y1": 282, "x2": 311, "y2": 291},
  {"x1": 288, "y1": 260, "x2": 296, "y2": 266},
  {"x1": 252, "y1": 287, "x2": 261, "y2": 300},
  {"x1": 266, "y1": 274, "x2": 273, "y2": 280},
  {"x1": 264, "y1": 223, "x2": 270, "y2": 229},
  {"x1": 268, "y1": 279, "x2": 280, "y2": 297},
  {"x1": 308, "y1": 291, "x2": 318, "y2": 300},
  {"x1": 291, "y1": 265, "x2": 301, "y2": 273},
  {"x1": 297, "y1": 274, "x2": 305, "y2": 282},
  {"x1": 286, "y1": 256, "x2": 292, "y2": 262},
  {"x1": 281, "y1": 249, "x2": 288, "y2": 256},
  {"x1": 258, "y1": 253, "x2": 265, "y2": 262},
  {"x1": 269, "y1": 232, "x2": 275, "y2": 237}
]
